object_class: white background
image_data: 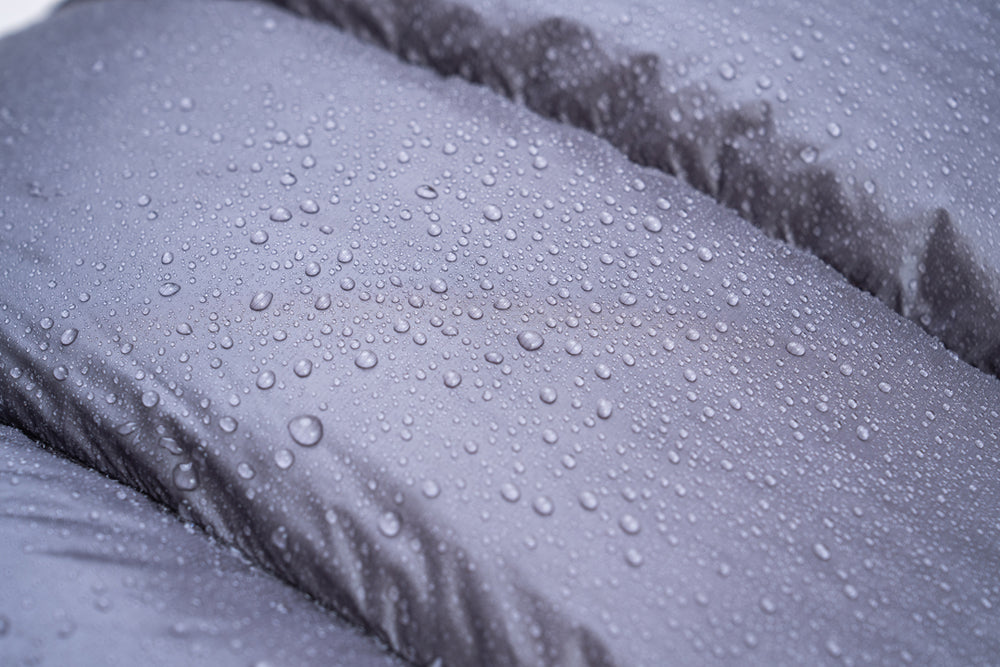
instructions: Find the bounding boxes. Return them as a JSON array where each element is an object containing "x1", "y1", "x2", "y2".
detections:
[{"x1": 0, "y1": 0, "x2": 62, "y2": 39}]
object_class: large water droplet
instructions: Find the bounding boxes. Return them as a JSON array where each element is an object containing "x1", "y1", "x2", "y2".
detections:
[
  {"x1": 378, "y1": 511, "x2": 401, "y2": 537},
  {"x1": 250, "y1": 291, "x2": 273, "y2": 311},
  {"x1": 159, "y1": 282, "x2": 181, "y2": 297},
  {"x1": 256, "y1": 370, "x2": 276, "y2": 390},
  {"x1": 516, "y1": 330, "x2": 544, "y2": 351},
  {"x1": 354, "y1": 350, "x2": 378, "y2": 369},
  {"x1": 60, "y1": 328, "x2": 79, "y2": 346},
  {"x1": 172, "y1": 462, "x2": 198, "y2": 491},
  {"x1": 287, "y1": 415, "x2": 323, "y2": 447}
]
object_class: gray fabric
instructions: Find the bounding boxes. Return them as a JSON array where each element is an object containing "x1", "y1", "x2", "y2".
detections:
[
  {"x1": 1, "y1": 0, "x2": 999, "y2": 665},
  {"x1": 257, "y1": 0, "x2": 1000, "y2": 376},
  {"x1": 0, "y1": 426, "x2": 406, "y2": 666}
]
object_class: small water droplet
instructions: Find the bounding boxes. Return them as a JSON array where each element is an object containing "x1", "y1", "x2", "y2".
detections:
[
  {"x1": 813, "y1": 542, "x2": 832, "y2": 561},
  {"x1": 237, "y1": 462, "x2": 255, "y2": 480},
  {"x1": 539, "y1": 387, "x2": 558, "y2": 404},
  {"x1": 250, "y1": 230, "x2": 269, "y2": 245}
]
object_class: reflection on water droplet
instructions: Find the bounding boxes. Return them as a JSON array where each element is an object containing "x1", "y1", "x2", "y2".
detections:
[
  {"x1": 288, "y1": 415, "x2": 323, "y2": 447},
  {"x1": 516, "y1": 330, "x2": 544, "y2": 351}
]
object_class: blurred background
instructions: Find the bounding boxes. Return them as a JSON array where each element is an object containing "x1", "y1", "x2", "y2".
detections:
[{"x1": 0, "y1": 0, "x2": 62, "y2": 39}]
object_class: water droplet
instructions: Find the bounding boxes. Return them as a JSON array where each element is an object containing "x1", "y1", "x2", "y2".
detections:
[
  {"x1": 625, "y1": 548, "x2": 644, "y2": 568},
  {"x1": 856, "y1": 425, "x2": 871, "y2": 441},
  {"x1": 250, "y1": 291, "x2": 273, "y2": 311},
  {"x1": 287, "y1": 415, "x2": 323, "y2": 447},
  {"x1": 269, "y1": 207, "x2": 292, "y2": 222},
  {"x1": 219, "y1": 416, "x2": 238, "y2": 434},
  {"x1": 378, "y1": 511, "x2": 401, "y2": 538},
  {"x1": 443, "y1": 370, "x2": 462, "y2": 388},
  {"x1": 415, "y1": 185, "x2": 438, "y2": 200},
  {"x1": 718, "y1": 61, "x2": 736, "y2": 80},
  {"x1": 300, "y1": 199, "x2": 319, "y2": 214},
  {"x1": 483, "y1": 205, "x2": 503, "y2": 221},
  {"x1": 579, "y1": 491, "x2": 599, "y2": 511},
  {"x1": 421, "y1": 480, "x2": 441, "y2": 499},
  {"x1": 60, "y1": 328, "x2": 78, "y2": 346},
  {"x1": 237, "y1": 462, "x2": 255, "y2": 480},
  {"x1": 813, "y1": 542, "x2": 832, "y2": 561},
  {"x1": 293, "y1": 359, "x2": 313, "y2": 377},
  {"x1": 274, "y1": 449, "x2": 295, "y2": 469},
  {"x1": 642, "y1": 215, "x2": 662, "y2": 233},
  {"x1": 786, "y1": 341, "x2": 806, "y2": 356},
  {"x1": 256, "y1": 370, "x2": 276, "y2": 390},
  {"x1": 532, "y1": 495, "x2": 554, "y2": 516},
  {"x1": 597, "y1": 399, "x2": 614, "y2": 419},
  {"x1": 315, "y1": 294, "x2": 332, "y2": 310},
  {"x1": 501, "y1": 482, "x2": 521, "y2": 503},
  {"x1": 619, "y1": 514, "x2": 641, "y2": 535},
  {"x1": 539, "y1": 387, "x2": 558, "y2": 404},
  {"x1": 52, "y1": 366, "x2": 68, "y2": 381},
  {"x1": 697, "y1": 247, "x2": 714, "y2": 262},
  {"x1": 565, "y1": 340, "x2": 583, "y2": 356},
  {"x1": 172, "y1": 462, "x2": 198, "y2": 491},
  {"x1": 354, "y1": 350, "x2": 378, "y2": 369},
  {"x1": 516, "y1": 330, "x2": 544, "y2": 351},
  {"x1": 159, "y1": 282, "x2": 181, "y2": 297},
  {"x1": 430, "y1": 278, "x2": 448, "y2": 293},
  {"x1": 250, "y1": 230, "x2": 269, "y2": 245}
]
